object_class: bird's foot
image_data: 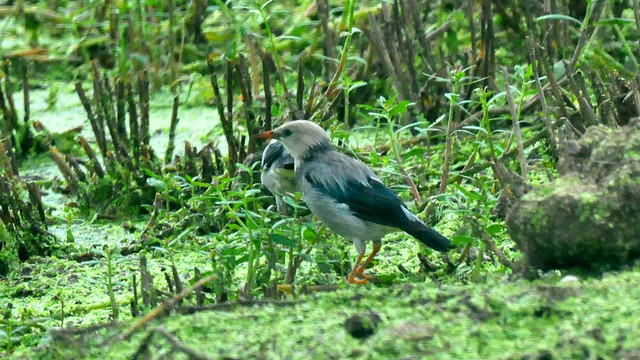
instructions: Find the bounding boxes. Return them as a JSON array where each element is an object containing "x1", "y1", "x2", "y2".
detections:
[
  {"x1": 360, "y1": 272, "x2": 378, "y2": 281},
  {"x1": 347, "y1": 266, "x2": 377, "y2": 285},
  {"x1": 348, "y1": 272, "x2": 368, "y2": 285}
]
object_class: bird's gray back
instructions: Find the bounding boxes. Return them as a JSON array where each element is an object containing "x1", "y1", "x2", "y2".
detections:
[{"x1": 296, "y1": 151, "x2": 374, "y2": 193}]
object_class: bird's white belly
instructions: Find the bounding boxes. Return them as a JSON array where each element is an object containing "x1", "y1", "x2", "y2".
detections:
[{"x1": 304, "y1": 190, "x2": 395, "y2": 241}]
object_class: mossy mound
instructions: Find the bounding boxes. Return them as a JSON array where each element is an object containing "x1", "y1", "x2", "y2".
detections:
[{"x1": 507, "y1": 119, "x2": 640, "y2": 272}]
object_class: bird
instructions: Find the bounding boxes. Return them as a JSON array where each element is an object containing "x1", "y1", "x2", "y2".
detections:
[
  {"x1": 260, "y1": 139, "x2": 297, "y2": 215},
  {"x1": 257, "y1": 120, "x2": 452, "y2": 284}
]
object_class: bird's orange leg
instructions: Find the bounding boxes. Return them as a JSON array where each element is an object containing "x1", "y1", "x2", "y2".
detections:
[
  {"x1": 352, "y1": 242, "x2": 381, "y2": 280},
  {"x1": 348, "y1": 252, "x2": 367, "y2": 285}
]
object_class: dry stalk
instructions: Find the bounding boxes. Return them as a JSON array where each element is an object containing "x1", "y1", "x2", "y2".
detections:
[
  {"x1": 527, "y1": 36, "x2": 557, "y2": 156},
  {"x1": 502, "y1": 66, "x2": 527, "y2": 180},
  {"x1": 50, "y1": 147, "x2": 79, "y2": 193},
  {"x1": 164, "y1": 95, "x2": 180, "y2": 163}
]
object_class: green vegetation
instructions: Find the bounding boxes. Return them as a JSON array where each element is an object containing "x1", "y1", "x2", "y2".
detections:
[{"x1": 0, "y1": 0, "x2": 639, "y2": 358}]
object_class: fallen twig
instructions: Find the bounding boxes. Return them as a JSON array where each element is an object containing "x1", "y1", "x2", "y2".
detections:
[
  {"x1": 148, "y1": 327, "x2": 214, "y2": 360},
  {"x1": 119, "y1": 273, "x2": 217, "y2": 340},
  {"x1": 481, "y1": 230, "x2": 513, "y2": 270},
  {"x1": 141, "y1": 193, "x2": 162, "y2": 241},
  {"x1": 176, "y1": 299, "x2": 296, "y2": 314},
  {"x1": 276, "y1": 284, "x2": 339, "y2": 295}
]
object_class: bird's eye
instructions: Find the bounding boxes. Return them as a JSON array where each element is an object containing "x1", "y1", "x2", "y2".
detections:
[{"x1": 281, "y1": 129, "x2": 292, "y2": 137}]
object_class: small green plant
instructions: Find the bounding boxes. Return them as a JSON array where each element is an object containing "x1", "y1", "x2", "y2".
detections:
[
  {"x1": 340, "y1": 74, "x2": 367, "y2": 130},
  {"x1": 104, "y1": 246, "x2": 119, "y2": 320},
  {"x1": 45, "y1": 83, "x2": 59, "y2": 110}
]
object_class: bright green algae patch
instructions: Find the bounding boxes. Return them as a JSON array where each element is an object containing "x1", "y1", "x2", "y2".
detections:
[
  {"x1": 21, "y1": 268, "x2": 640, "y2": 359},
  {"x1": 13, "y1": 82, "x2": 225, "y2": 156}
]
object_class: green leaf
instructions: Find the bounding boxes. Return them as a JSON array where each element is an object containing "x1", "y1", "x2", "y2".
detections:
[
  {"x1": 486, "y1": 223, "x2": 506, "y2": 235},
  {"x1": 190, "y1": 180, "x2": 211, "y2": 188},
  {"x1": 271, "y1": 218, "x2": 290, "y2": 230},
  {"x1": 535, "y1": 14, "x2": 582, "y2": 26},
  {"x1": 151, "y1": 246, "x2": 167, "y2": 253},
  {"x1": 453, "y1": 183, "x2": 484, "y2": 202},
  {"x1": 245, "y1": 188, "x2": 262, "y2": 197},
  {"x1": 595, "y1": 18, "x2": 634, "y2": 26},
  {"x1": 303, "y1": 227, "x2": 317, "y2": 241},
  {"x1": 173, "y1": 229, "x2": 191, "y2": 244},
  {"x1": 236, "y1": 163, "x2": 253, "y2": 173},
  {"x1": 462, "y1": 125, "x2": 489, "y2": 134},
  {"x1": 245, "y1": 216, "x2": 258, "y2": 230},
  {"x1": 276, "y1": 35, "x2": 302, "y2": 41},
  {"x1": 402, "y1": 148, "x2": 427, "y2": 161},
  {"x1": 281, "y1": 195, "x2": 300, "y2": 208},
  {"x1": 389, "y1": 100, "x2": 411, "y2": 117},
  {"x1": 553, "y1": 61, "x2": 566, "y2": 79},
  {"x1": 369, "y1": 151, "x2": 380, "y2": 164},
  {"x1": 348, "y1": 81, "x2": 367, "y2": 92},
  {"x1": 451, "y1": 234, "x2": 475, "y2": 246},
  {"x1": 444, "y1": 92, "x2": 459, "y2": 102},
  {"x1": 92, "y1": 247, "x2": 107, "y2": 257},
  {"x1": 130, "y1": 52, "x2": 149, "y2": 64},
  {"x1": 269, "y1": 233, "x2": 296, "y2": 247},
  {"x1": 146, "y1": 177, "x2": 166, "y2": 190}
]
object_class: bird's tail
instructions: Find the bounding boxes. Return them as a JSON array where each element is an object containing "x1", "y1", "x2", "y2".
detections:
[{"x1": 401, "y1": 217, "x2": 452, "y2": 252}]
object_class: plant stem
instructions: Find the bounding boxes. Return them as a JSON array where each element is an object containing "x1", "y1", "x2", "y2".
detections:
[
  {"x1": 106, "y1": 246, "x2": 119, "y2": 320},
  {"x1": 502, "y1": 67, "x2": 527, "y2": 180},
  {"x1": 388, "y1": 121, "x2": 422, "y2": 205},
  {"x1": 439, "y1": 74, "x2": 459, "y2": 194},
  {"x1": 325, "y1": 0, "x2": 356, "y2": 99}
]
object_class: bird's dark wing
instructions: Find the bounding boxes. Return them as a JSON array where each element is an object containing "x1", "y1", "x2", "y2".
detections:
[
  {"x1": 304, "y1": 166, "x2": 452, "y2": 252},
  {"x1": 262, "y1": 141, "x2": 287, "y2": 169},
  {"x1": 305, "y1": 172, "x2": 406, "y2": 228}
]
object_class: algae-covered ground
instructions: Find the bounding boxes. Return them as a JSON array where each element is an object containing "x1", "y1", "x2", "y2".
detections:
[
  {"x1": 20, "y1": 268, "x2": 640, "y2": 359},
  {"x1": 3, "y1": 77, "x2": 639, "y2": 360},
  {"x1": 2, "y1": 74, "x2": 638, "y2": 360},
  {"x1": 4, "y1": 1, "x2": 640, "y2": 358}
]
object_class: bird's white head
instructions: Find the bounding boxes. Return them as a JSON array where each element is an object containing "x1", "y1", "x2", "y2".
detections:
[{"x1": 257, "y1": 120, "x2": 332, "y2": 159}]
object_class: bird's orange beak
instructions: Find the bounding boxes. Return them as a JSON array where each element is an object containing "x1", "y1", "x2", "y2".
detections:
[{"x1": 256, "y1": 130, "x2": 276, "y2": 140}]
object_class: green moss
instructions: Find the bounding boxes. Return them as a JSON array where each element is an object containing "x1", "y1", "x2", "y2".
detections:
[
  {"x1": 17, "y1": 269, "x2": 640, "y2": 359},
  {"x1": 508, "y1": 121, "x2": 640, "y2": 272}
]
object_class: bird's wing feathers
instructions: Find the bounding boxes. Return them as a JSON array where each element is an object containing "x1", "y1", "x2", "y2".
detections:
[
  {"x1": 303, "y1": 156, "x2": 408, "y2": 228},
  {"x1": 337, "y1": 176, "x2": 408, "y2": 228}
]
